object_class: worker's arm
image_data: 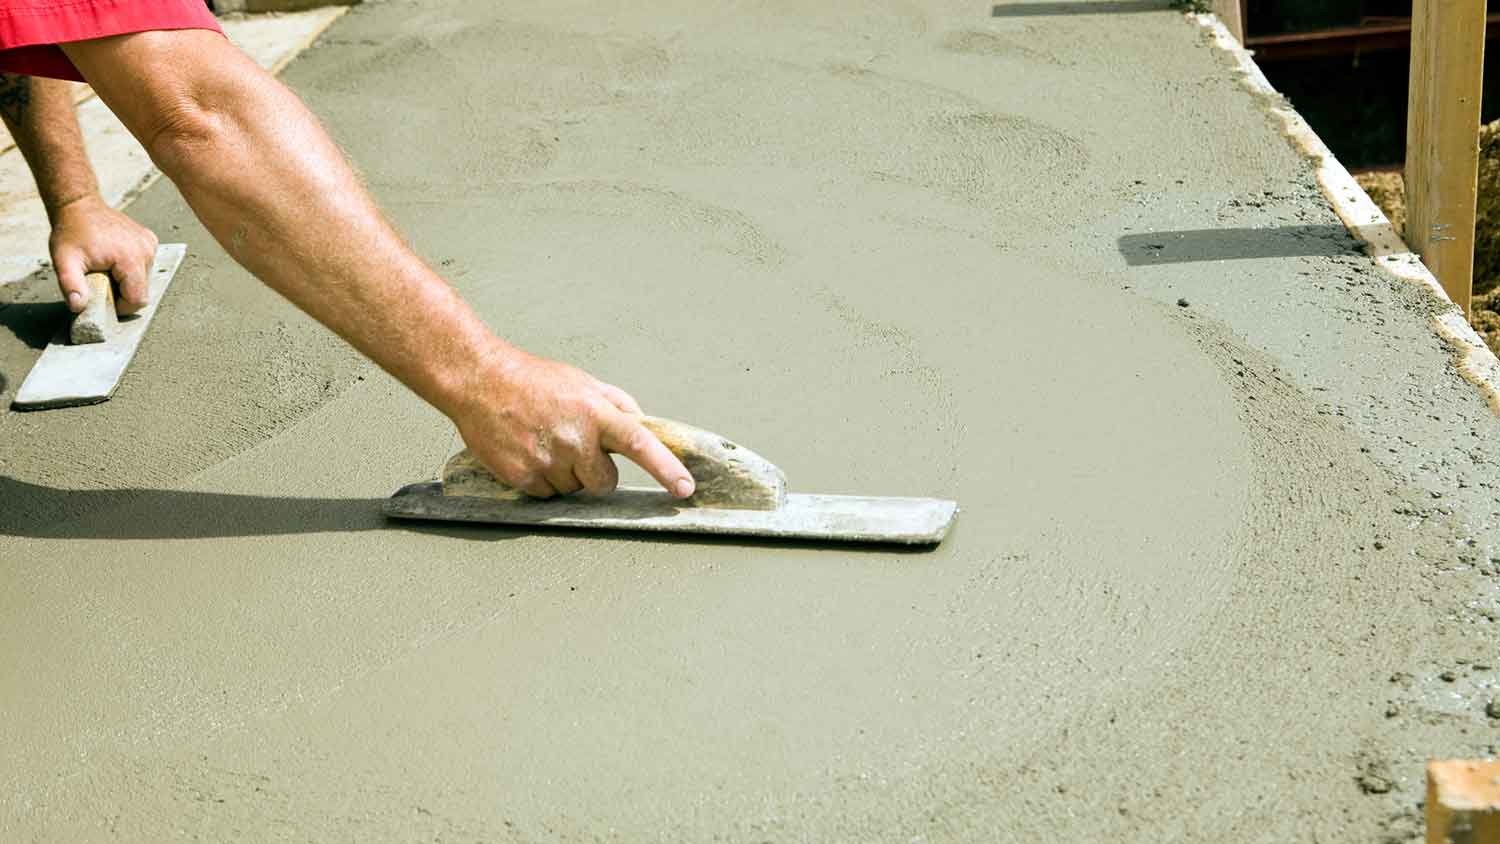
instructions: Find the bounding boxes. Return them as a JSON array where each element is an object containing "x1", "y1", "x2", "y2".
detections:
[
  {"x1": 60, "y1": 31, "x2": 694, "y2": 500},
  {"x1": 0, "y1": 72, "x2": 159, "y2": 314}
]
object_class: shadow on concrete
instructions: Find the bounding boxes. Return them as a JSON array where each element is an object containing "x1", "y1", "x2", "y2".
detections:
[
  {"x1": 991, "y1": 1, "x2": 1168, "y2": 17},
  {"x1": 0, "y1": 300, "x2": 64, "y2": 401},
  {"x1": 0, "y1": 301, "x2": 63, "y2": 350},
  {"x1": 1117, "y1": 224, "x2": 1361, "y2": 265},
  {"x1": 0, "y1": 475, "x2": 388, "y2": 540},
  {"x1": 0, "y1": 476, "x2": 930, "y2": 552},
  {"x1": 419, "y1": 521, "x2": 944, "y2": 554}
]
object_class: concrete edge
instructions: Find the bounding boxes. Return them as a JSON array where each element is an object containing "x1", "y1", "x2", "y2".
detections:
[
  {"x1": 255, "y1": 9, "x2": 352, "y2": 76},
  {"x1": 1189, "y1": 12, "x2": 1500, "y2": 416}
]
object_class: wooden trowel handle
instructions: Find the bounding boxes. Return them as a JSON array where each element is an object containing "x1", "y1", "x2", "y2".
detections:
[
  {"x1": 442, "y1": 416, "x2": 789, "y2": 510},
  {"x1": 637, "y1": 416, "x2": 787, "y2": 509},
  {"x1": 70, "y1": 272, "x2": 117, "y2": 345}
]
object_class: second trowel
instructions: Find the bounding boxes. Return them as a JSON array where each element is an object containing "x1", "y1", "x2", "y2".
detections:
[{"x1": 12, "y1": 243, "x2": 187, "y2": 410}]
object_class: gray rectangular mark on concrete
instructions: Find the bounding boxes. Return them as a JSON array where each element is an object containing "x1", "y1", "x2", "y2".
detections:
[{"x1": 1119, "y1": 224, "x2": 1362, "y2": 265}]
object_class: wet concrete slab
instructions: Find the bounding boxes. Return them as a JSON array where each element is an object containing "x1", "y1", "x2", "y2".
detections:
[{"x1": 1, "y1": 2, "x2": 1497, "y2": 840}]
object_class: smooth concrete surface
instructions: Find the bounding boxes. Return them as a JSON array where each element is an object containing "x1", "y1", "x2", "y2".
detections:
[{"x1": 1, "y1": 1, "x2": 1497, "y2": 840}]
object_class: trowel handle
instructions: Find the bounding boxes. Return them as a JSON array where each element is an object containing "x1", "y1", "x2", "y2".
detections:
[
  {"x1": 635, "y1": 416, "x2": 787, "y2": 509},
  {"x1": 70, "y1": 272, "x2": 117, "y2": 345},
  {"x1": 442, "y1": 416, "x2": 790, "y2": 510}
]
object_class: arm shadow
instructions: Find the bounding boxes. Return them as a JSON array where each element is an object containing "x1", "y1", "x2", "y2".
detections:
[
  {"x1": 0, "y1": 475, "x2": 390, "y2": 540},
  {"x1": 0, "y1": 476, "x2": 936, "y2": 552}
]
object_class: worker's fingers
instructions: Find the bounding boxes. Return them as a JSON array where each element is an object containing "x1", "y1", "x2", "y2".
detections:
[
  {"x1": 599, "y1": 412, "x2": 695, "y2": 498},
  {"x1": 515, "y1": 473, "x2": 558, "y2": 499},
  {"x1": 111, "y1": 251, "x2": 153, "y2": 315},
  {"x1": 544, "y1": 464, "x2": 583, "y2": 496},
  {"x1": 52, "y1": 247, "x2": 90, "y2": 313},
  {"x1": 597, "y1": 382, "x2": 643, "y2": 415},
  {"x1": 573, "y1": 449, "x2": 620, "y2": 496}
]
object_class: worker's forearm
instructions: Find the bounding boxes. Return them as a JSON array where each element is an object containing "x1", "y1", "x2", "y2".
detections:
[
  {"x1": 155, "y1": 86, "x2": 505, "y2": 417},
  {"x1": 60, "y1": 29, "x2": 696, "y2": 498},
  {"x1": 0, "y1": 73, "x2": 100, "y2": 221},
  {"x1": 62, "y1": 36, "x2": 509, "y2": 419}
]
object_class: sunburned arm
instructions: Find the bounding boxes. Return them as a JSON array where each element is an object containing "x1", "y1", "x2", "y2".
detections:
[
  {"x1": 61, "y1": 30, "x2": 693, "y2": 500},
  {"x1": 0, "y1": 72, "x2": 159, "y2": 313}
]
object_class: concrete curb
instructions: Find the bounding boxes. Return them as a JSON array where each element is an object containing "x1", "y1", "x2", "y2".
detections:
[{"x1": 1191, "y1": 12, "x2": 1500, "y2": 416}]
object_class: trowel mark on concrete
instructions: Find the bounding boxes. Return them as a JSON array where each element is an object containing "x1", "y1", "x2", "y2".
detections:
[
  {"x1": 431, "y1": 19, "x2": 678, "y2": 107},
  {"x1": 303, "y1": 18, "x2": 675, "y2": 109},
  {"x1": 329, "y1": 105, "x2": 559, "y2": 193},
  {"x1": 898, "y1": 308, "x2": 1487, "y2": 840},
  {"x1": 813, "y1": 62, "x2": 1090, "y2": 221},
  {"x1": 319, "y1": 3, "x2": 1093, "y2": 236},
  {"x1": 0, "y1": 256, "x2": 366, "y2": 495},
  {"x1": 735, "y1": 0, "x2": 932, "y2": 47},
  {"x1": 304, "y1": 18, "x2": 682, "y2": 193},
  {"x1": 811, "y1": 284, "x2": 961, "y2": 475},
  {"x1": 506, "y1": 179, "x2": 787, "y2": 268},
  {"x1": 929, "y1": 109, "x2": 1087, "y2": 206},
  {"x1": 936, "y1": 27, "x2": 1066, "y2": 66}
]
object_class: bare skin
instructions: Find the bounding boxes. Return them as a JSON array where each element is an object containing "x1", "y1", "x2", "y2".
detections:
[
  {"x1": 5, "y1": 30, "x2": 695, "y2": 500},
  {"x1": 0, "y1": 73, "x2": 158, "y2": 315}
]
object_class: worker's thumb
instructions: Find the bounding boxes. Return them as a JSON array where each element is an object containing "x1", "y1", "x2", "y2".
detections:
[{"x1": 53, "y1": 249, "x2": 90, "y2": 314}]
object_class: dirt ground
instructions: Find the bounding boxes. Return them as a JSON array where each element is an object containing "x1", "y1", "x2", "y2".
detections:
[{"x1": 1354, "y1": 120, "x2": 1500, "y2": 353}]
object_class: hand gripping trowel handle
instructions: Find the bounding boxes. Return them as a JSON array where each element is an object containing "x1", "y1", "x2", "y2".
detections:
[
  {"x1": 442, "y1": 416, "x2": 791, "y2": 511},
  {"x1": 393, "y1": 412, "x2": 958, "y2": 543},
  {"x1": 69, "y1": 272, "x2": 118, "y2": 345}
]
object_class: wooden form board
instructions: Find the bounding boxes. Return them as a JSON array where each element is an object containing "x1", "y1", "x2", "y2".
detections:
[
  {"x1": 1405, "y1": 0, "x2": 1487, "y2": 314},
  {"x1": 1427, "y1": 760, "x2": 1500, "y2": 844},
  {"x1": 1211, "y1": 0, "x2": 1246, "y2": 43}
]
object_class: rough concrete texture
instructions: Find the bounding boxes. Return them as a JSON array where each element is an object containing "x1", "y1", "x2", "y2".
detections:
[{"x1": 1, "y1": 1, "x2": 1498, "y2": 840}]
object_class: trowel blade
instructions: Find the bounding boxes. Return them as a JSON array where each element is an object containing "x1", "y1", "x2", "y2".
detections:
[
  {"x1": 384, "y1": 482, "x2": 958, "y2": 545},
  {"x1": 11, "y1": 243, "x2": 188, "y2": 410}
]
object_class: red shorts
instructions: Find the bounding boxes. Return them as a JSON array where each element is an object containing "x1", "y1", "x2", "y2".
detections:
[{"x1": 0, "y1": 0, "x2": 222, "y2": 82}]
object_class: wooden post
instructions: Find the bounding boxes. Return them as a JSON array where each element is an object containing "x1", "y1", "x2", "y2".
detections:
[
  {"x1": 1212, "y1": 0, "x2": 1246, "y2": 43},
  {"x1": 1427, "y1": 760, "x2": 1500, "y2": 844},
  {"x1": 1405, "y1": 0, "x2": 1487, "y2": 315}
]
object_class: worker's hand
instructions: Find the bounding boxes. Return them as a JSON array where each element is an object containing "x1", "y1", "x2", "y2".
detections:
[
  {"x1": 49, "y1": 194, "x2": 159, "y2": 315},
  {"x1": 451, "y1": 350, "x2": 696, "y2": 500}
]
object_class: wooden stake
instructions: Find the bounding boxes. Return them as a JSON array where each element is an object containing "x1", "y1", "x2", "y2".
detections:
[
  {"x1": 1428, "y1": 760, "x2": 1500, "y2": 844},
  {"x1": 1212, "y1": 0, "x2": 1246, "y2": 43},
  {"x1": 1405, "y1": 0, "x2": 1487, "y2": 315}
]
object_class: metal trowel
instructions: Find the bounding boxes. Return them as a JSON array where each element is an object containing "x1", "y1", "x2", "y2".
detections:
[
  {"x1": 12, "y1": 243, "x2": 187, "y2": 410},
  {"x1": 385, "y1": 417, "x2": 958, "y2": 545}
]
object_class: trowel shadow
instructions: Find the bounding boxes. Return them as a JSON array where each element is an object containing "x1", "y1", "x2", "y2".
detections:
[
  {"x1": 0, "y1": 476, "x2": 934, "y2": 551},
  {"x1": 991, "y1": 1, "x2": 1168, "y2": 16},
  {"x1": 0, "y1": 300, "x2": 64, "y2": 350},
  {"x1": 0, "y1": 301, "x2": 68, "y2": 398},
  {"x1": 396, "y1": 520, "x2": 943, "y2": 554},
  {"x1": 1118, "y1": 224, "x2": 1361, "y2": 265}
]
